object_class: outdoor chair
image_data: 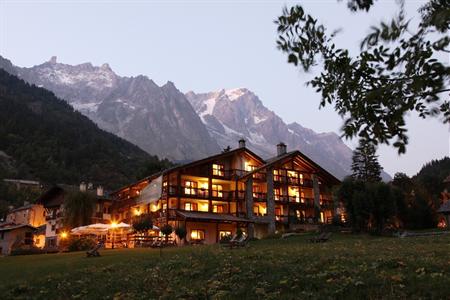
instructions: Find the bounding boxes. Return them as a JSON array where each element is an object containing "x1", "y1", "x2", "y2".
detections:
[
  {"x1": 227, "y1": 235, "x2": 249, "y2": 249},
  {"x1": 86, "y1": 241, "x2": 103, "y2": 257}
]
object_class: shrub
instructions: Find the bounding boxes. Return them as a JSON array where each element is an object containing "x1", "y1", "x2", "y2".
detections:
[
  {"x1": 132, "y1": 214, "x2": 153, "y2": 233},
  {"x1": 161, "y1": 224, "x2": 173, "y2": 237},
  {"x1": 174, "y1": 227, "x2": 187, "y2": 241},
  {"x1": 67, "y1": 237, "x2": 96, "y2": 252},
  {"x1": 10, "y1": 247, "x2": 46, "y2": 256}
]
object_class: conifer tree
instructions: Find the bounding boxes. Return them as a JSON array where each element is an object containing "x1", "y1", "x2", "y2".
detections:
[{"x1": 351, "y1": 140, "x2": 382, "y2": 182}]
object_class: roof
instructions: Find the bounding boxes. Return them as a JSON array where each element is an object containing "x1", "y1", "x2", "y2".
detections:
[
  {"x1": 111, "y1": 146, "x2": 265, "y2": 195},
  {"x1": 438, "y1": 200, "x2": 450, "y2": 214},
  {"x1": 0, "y1": 224, "x2": 37, "y2": 232},
  {"x1": 240, "y1": 150, "x2": 341, "y2": 184},
  {"x1": 176, "y1": 211, "x2": 252, "y2": 223},
  {"x1": 166, "y1": 147, "x2": 264, "y2": 173},
  {"x1": 9, "y1": 204, "x2": 38, "y2": 213}
]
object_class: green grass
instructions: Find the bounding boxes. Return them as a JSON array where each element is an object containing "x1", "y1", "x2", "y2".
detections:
[{"x1": 1, "y1": 233, "x2": 450, "y2": 299}]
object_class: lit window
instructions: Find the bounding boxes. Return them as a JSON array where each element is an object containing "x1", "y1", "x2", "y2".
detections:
[
  {"x1": 287, "y1": 170, "x2": 298, "y2": 179},
  {"x1": 299, "y1": 174, "x2": 304, "y2": 184},
  {"x1": 245, "y1": 162, "x2": 256, "y2": 172},
  {"x1": 212, "y1": 184, "x2": 223, "y2": 198},
  {"x1": 184, "y1": 202, "x2": 198, "y2": 211},
  {"x1": 219, "y1": 231, "x2": 231, "y2": 239},
  {"x1": 213, "y1": 205, "x2": 224, "y2": 213},
  {"x1": 252, "y1": 185, "x2": 261, "y2": 198},
  {"x1": 212, "y1": 164, "x2": 224, "y2": 176},
  {"x1": 184, "y1": 181, "x2": 197, "y2": 195},
  {"x1": 273, "y1": 169, "x2": 283, "y2": 181},
  {"x1": 190, "y1": 229, "x2": 205, "y2": 240},
  {"x1": 274, "y1": 188, "x2": 281, "y2": 200},
  {"x1": 289, "y1": 187, "x2": 300, "y2": 202},
  {"x1": 300, "y1": 192, "x2": 305, "y2": 203}
]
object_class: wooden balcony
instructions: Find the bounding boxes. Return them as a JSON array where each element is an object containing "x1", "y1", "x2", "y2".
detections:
[
  {"x1": 274, "y1": 176, "x2": 314, "y2": 188},
  {"x1": 165, "y1": 186, "x2": 244, "y2": 202},
  {"x1": 252, "y1": 192, "x2": 267, "y2": 202}
]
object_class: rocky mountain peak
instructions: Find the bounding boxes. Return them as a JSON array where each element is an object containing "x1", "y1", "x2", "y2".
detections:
[{"x1": 49, "y1": 56, "x2": 57, "y2": 64}]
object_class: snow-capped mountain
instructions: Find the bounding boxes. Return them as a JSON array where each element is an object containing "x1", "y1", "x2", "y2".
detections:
[
  {"x1": 187, "y1": 88, "x2": 361, "y2": 179},
  {"x1": 0, "y1": 55, "x2": 390, "y2": 179},
  {"x1": 1, "y1": 56, "x2": 220, "y2": 161}
]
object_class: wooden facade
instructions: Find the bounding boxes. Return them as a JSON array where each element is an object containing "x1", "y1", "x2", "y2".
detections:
[{"x1": 110, "y1": 141, "x2": 341, "y2": 244}]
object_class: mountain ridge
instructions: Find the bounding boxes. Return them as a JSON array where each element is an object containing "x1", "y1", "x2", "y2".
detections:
[{"x1": 0, "y1": 55, "x2": 391, "y2": 180}]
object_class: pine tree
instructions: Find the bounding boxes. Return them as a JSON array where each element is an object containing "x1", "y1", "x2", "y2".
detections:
[{"x1": 351, "y1": 140, "x2": 382, "y2": 182}]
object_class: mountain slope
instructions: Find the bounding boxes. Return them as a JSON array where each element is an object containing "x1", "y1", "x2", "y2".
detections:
[
  {"x1": 186, "y1": 88, "x2": 389, "y2": 180},
  {"x1": 0, "y1": 69, "x2": 170, "y2": 188},
  {"x1": 2, "y1": 56, "x2": 220, "y2": 161}
]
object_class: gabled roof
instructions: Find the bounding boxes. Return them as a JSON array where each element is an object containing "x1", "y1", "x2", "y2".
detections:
[
  {"x1": 240, "y1": 150, "x2": 341, "y2": 185},
  {"x1": 0, "y1": 224, "x2": 37, "y2": 232},
  {"x1": 164, "y1": 146, "x2": 264, "y2": 174},
  {"x1": 111, "y1": 147, "x2": 265, "y2": 194}
]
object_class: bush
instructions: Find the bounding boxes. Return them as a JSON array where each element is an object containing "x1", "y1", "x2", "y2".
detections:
[
  {"x1": 67, "y1": 237, "x2": 97, "y2": 252},
  {"x1": 174, "y1": 227, "x2": 187, "y2": 241},
  {"x1": 161, "y1": 224, "x2": 173, "y2": 237},
  {"x1": 10, "y1": 247, "x2": 46, "y2": 256},
  {"x1": 132, "y1": 214, "x2": 153, "y2": 233}
]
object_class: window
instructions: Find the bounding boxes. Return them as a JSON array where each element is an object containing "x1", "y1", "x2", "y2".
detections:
[
  {"x1": 212, "y1": 184, "x2": 223, "y2": 198},
  {"x1": 273, "y1": 170, "x2": 281, "y2": 181},
  {"x1": 184, "y1": 181, "x2": 197, "y2": 195},
  {"x1": 184, "y1": 202, "x2": 198, "y2": 211},
  {"x1": 213, "y1": 205, "x2": 224, "y2": 213},
  {"x1": 275, "y1": 208, "x2": 281, "y2": 220},
  {"x1": 219, "y1": 231, "x2": 232, "y2": 239},
  {"x1": 299, "y1": 173, "x2": 304, "y2": 185},
  {"x1": 253, "y1": 205, "x2": 266, "y2": 216},
  {"x1": 274, "y1": 188, "x2": 281, "y2": 201},
  {"x1": 252, "y1": 185, "x2": 261, "y2": 198},
  {"x1": 289, "y1": 187, "x2": 300, "y2": 202},
  {"x1": 51, "y1": 224, "x2": 56, "y2": 231},
  {"x1": 212, "y1": 164, "x2": 224, "y2": 176},
  {"x1": 96, "y1": 204, "x2": 101, "y2": 213},
  {"x1": 245, "y1": 162, "x2": 256, "y2": 172},
  {"x1": 190, "y1": 229, "x2": 205, "y2": 240},
  {"x1": 300, "y1": 192, "x2": 305, "y2": 203}
]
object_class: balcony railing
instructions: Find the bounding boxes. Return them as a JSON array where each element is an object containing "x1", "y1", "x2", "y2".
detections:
[
  {"x1": 164, "y1": 186, "x2": 244, "y2": 201},
  {"x1": 252, "y1": 192, "x2": 267, "y2": 202},
  {"x1": 274, "y1": 176, "x2": 314, "y2": 187}
]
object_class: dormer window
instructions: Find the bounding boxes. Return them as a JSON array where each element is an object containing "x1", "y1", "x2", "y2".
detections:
[{"x1": 212, "y1": 164, "x2": 224, "y2": 176}]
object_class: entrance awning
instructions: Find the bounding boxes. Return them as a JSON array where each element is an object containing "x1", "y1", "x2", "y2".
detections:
[{"x1": 176, "y1": 211, "x2": 253, "y2": 223}]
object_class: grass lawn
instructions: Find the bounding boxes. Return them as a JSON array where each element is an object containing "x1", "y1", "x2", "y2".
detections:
[{"x1": 1, "y1": 233, "x2": 449, "y2": 299}]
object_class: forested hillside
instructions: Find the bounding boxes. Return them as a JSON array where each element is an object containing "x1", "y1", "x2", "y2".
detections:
[{"x1": 0, "y1": 69, "x2": 171, "y2": 189}]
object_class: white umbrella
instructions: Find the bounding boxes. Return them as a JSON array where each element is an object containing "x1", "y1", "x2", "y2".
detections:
[
  {"x1": 114, "y1": 222, "x2": 131, "y2": 229},
  {"x1": 87, "y1": 223, "x2": 111, "y2": 230},
  {"x1": 152, "y1": 225, "x2": 160, "y2": 230}
]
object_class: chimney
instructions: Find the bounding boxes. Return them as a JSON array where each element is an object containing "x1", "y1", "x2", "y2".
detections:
[
  {"x1": 79, "y1": 182, "x2": 87, "y2": 192},
  {"x1": 96, "y1": 186, "x2": 104, "y2": 197},
  {"x1": 87, "y1": 182, "x2": 94, "y2": 190},
  {"x1": 277, "y1": 142, "x2": 287, "y2": 156},
  {"x1": 238, "y1": 139, "x2": 246, "y2": 148}
]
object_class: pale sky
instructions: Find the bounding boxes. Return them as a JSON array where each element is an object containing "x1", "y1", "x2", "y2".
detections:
[{"x1": 1, "y1": 0, "x2": 448, "y2": 177}]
